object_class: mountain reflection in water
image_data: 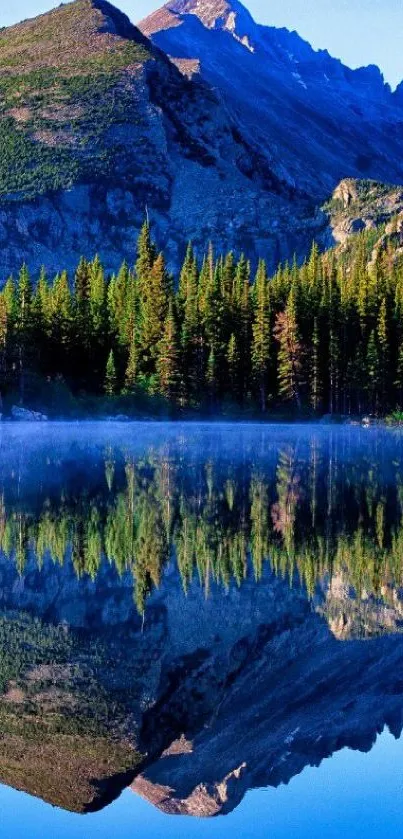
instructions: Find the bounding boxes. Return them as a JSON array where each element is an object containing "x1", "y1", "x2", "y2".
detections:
[{"x1": 0, "y1": 423, "x2": 403, "y2": 819}]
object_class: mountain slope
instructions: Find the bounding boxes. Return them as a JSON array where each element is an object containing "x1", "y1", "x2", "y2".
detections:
[
  {"x1": 1, "y1": 0, "x2": 403, "y2": 277},
  {"x1": 0, "y1": 1, "x2": 160, "y2": 197},
  {"x1": 0, "y1": 0, "x2": 323, "y2": 276},
  {"x1": 140, "y1": 0, "x2": 403, "y2": 200}
]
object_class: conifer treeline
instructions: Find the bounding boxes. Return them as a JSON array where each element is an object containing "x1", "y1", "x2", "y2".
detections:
[{"x1": 1, "y1": 222, "x2": 403, "y2": 413}]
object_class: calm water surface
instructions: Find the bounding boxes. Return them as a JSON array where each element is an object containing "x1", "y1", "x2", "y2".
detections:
[{"x1": 0, "y1": 422, "x2": 402, "y2": 838}]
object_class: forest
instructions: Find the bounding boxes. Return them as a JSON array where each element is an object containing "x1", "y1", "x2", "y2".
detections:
[{"x1": 0, "y1": 221, "x2": 403, "y2": 416}]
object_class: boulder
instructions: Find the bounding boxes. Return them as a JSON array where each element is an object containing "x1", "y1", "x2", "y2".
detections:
[
  {"x1": 11, "y1": 406, "x2": 48, "y2": 422},
  {"x1": 361, "y1": 416, "x2": 380, "y2": 426},
  {"x1": 103, "y1": 414, "x2": 131, "y2": 422}
]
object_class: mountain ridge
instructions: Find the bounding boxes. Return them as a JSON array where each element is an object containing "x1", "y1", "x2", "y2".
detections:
[
  {"x1": 140, "y1": 0, "x2": 403, "y2": 200},
  {"x1": 0, "y1": 0, "x2": 402, "y2": 275},
  {"x1": 142, "y1": 0, "x2": 398, "y2": 92}
]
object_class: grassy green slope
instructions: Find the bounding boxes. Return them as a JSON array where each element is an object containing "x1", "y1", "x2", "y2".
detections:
[{"x1": 0, "y1": 0, "x2": 153, "y2": 198}]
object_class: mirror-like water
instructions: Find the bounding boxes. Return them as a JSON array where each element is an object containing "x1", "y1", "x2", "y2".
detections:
[{"x1": 0, "y1": 422, "x2": 402, "y2": 837}]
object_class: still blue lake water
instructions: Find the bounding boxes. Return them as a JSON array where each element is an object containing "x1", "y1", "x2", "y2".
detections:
[{"x1": 0, "y1": 422, "x2": 401, "y2": 837}]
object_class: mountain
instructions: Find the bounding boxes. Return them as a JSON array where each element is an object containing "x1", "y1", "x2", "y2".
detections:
[
  {"x1": 0, "y1": 0, "x2": 321, "y2": 276},
  {"x1": 140, "y1": 0, "x2": 403, "y2": 199},
  {"x1": 1, "y1": 0, "x2": 403, "y2": 277}
]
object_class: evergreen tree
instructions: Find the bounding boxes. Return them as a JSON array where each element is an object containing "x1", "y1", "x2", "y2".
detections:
[
  {"x1": 310, "y1": 317, "x2": 322, "y2": 413},
  {"x1": 157, "y1": 300, "x2": 181, "y2": 403},
  {"x1": 16, "y1": 264, "x2": 33, "y2": 404},
  {"x1": 89, "y1": 255, "x2": 106, "y2": 337},
  {"x1": 274, "y1": 290, "x2": 303, "y2": 409},
  {"x1": 204, "y1": 261, "x2": 226, "y2": 374},
  {"x1": 178, "y1": 242, "x2": 196, "y2": 317},
  {"x1": 74, "y1": 257, "x2": 90, "y2": 332},
  {"x1": 222, "y1": 251, "x2": 236, "y2": 304},
  {"x1": 0, "y1": 295, "x2": 8, "y2": 404},
  {"x1": 251, "y1": 260, "x2": 271, "y2": 411},
  {"x1": 124, "y1": 334, "x2": 139, "y2": 393},
  {"x1": 227, "y1": 333, "x2": 241, "y2": 401},
  {"x1": 73, "y1": 257, "x2": 91, "y2": 386},
  {"x1": 88, "y1": 255, "x2": 107, "y2": 388},
  {"x1": 136, "y1": 220, "x2": 156, "y2": 295},
  {"x1": 139, "y1": 252, "x2": 171, "y2": 376},
  {"x1": 179, "y1": 246, "x2": 202, "y2": 403},
  {"x1": 206, "y1": 348, "x2": 217, "y2": 404},
  {"x1": 366, "y1": 330, "x2": 380, "y2": 413},
  {"x1": 377, "y1": 296, "x2": 388, "y2": 406},
  {"x1": 50, "y1": 271, "x2": 72, "y2": 377},
  {"x1": 104, "y1": 350, "x2": 117, "y2": 396},
  {"x1": 108, "y1": 261, "x2": 130, "y2": 346},
  {"x1": 32, "y1": 267, "x2": 51, "y2": 372}
]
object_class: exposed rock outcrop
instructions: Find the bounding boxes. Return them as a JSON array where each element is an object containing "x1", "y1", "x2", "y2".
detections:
[
  {"x1": 11, "y1": 406, "x2": 48, "y2": 421},
  {"x1": 326, "y1": 178, "x2": 403, "y2": 245}
]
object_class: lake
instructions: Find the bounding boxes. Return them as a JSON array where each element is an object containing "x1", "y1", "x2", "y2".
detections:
[{"x1": 0, "y1": 421, "x2": 402, "y2": 838}]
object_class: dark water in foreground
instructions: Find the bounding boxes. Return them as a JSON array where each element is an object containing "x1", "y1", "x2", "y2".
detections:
[{"x1": 0, "y1": 422, "x2": 402, "y2": 837}]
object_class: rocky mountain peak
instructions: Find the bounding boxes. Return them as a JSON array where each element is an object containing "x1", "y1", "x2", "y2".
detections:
[
  {"x1": 141, "y1": 0, "x2": 403, "y2": 203},
  {"x1": 162, "y1": 0, "x2": 257, "y2": 49},
  {"x1": 168, "y1": 0, "x2": 252, "y2": 28}
]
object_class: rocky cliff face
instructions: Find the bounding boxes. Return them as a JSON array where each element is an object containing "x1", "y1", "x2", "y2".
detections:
[
  {"x1": 325, "y1": 178, "x2": 403, "y2": 248},
  {"x1": 141, "y1": 0, "x2": 403, "y2": 199}
]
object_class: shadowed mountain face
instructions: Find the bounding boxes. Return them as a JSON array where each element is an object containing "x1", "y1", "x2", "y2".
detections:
[
  {"x1": 1, "y1": 424, "x2": 403, "y2": 817},
  {"x1": 141, "y1": 0, "x2": 403, "y2": 201}
]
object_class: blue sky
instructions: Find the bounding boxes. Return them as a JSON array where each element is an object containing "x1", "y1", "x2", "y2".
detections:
[{"x1": 1, "y1": 0, "x2": 402, "y2": 88}]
